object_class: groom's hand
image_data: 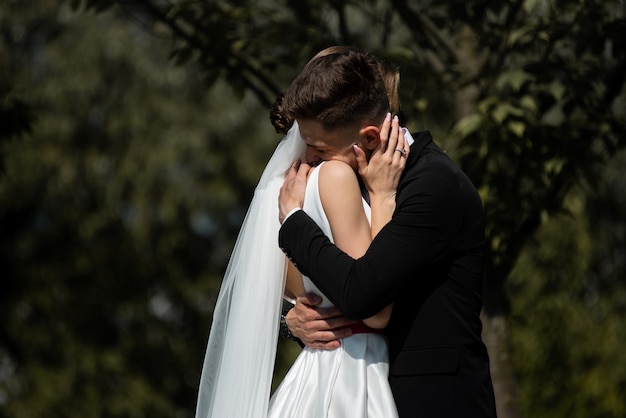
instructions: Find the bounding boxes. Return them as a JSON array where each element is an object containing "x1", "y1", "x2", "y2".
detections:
[
  {"x1": 279, "y1": 160, "x2": 311, "y2": 223},
  {"x1": 286, "y1": 293, "x2": 355, "y2": 350}
]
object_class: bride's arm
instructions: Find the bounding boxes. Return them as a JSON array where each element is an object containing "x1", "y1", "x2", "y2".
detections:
[
  {"x1": 359, "y1": 191, "x2": 396, "y2": 329},
  {"x1": 319, "y1": 160, "x2": 372, "y2": 259},
  {"x1": 364, "y1": 146, "x2": 401, "y2": 328},
  {"x1": 284, "y1": 260, "x2": 304, "y2": 303},
  {"x1": 352, "y1": 116, "x2": 409, "y2": 328},
  {"x1": 318, "y1": 160, "x2": 391, "y2": 329}
]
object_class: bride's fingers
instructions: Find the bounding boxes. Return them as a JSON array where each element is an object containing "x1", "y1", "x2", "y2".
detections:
[
  {"x1": 379, "y1": 112, "x2": 392, "y2": 152},
  {"x1": 385, "y1": 115, "x2": 400, "y2": 159},
  {"x1": 401, "y1": 127, "x2": 410, "y2": 161},
  {"x1": 285, "y1": 159, "x2": 300, "y2": 176},
  {"x1": 353, "y1": 145, "x2": 368, "y2": 177},
  {"x1": 393, "y1": 126, "x2": 406, "y2": 163},
  {"x1": 296, "y1": 162, "x2": 311, "y2": 179}
]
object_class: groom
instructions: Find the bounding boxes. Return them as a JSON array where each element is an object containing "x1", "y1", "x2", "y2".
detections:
[{"x1": 277, "y1": 47, "x2": 497, "y2": 417}]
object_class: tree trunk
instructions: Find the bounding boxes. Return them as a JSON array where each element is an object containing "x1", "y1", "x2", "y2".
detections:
[{"x1": 482, "y1": 313, "x2": 523, "y2": 418}]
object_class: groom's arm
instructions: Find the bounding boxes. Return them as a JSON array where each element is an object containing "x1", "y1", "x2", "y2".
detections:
[
  {"x1": 279, "y1": 156, "x2": 479, "y2": 319},
  {"x1": 279, "y1": 209, "x2": 399, "y2": 320},
  {"x1": 277, "y1": 141, "x2": 467, "y2": 320}
]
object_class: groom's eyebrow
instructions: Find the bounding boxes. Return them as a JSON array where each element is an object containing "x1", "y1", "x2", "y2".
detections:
[{"x1": 306, "y1": 143, "x2": 325, "y2": 151}]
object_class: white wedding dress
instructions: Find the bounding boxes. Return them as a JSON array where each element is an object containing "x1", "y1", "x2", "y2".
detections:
[
  {"x1": 267, "y1": 163, "x2": 399, "y2": 418},
  {"x1": 195, "y1": 123, "x2": 397, "y2": 418}
]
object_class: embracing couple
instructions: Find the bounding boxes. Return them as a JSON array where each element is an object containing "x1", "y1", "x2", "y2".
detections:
[{"x1": 195, "y1": 46, "x2": 497, "y2": 417}]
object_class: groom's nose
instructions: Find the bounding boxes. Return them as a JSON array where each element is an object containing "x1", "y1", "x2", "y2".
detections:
[{"x1": 305, "y1": 149, "x2": 323, "y2": 166}]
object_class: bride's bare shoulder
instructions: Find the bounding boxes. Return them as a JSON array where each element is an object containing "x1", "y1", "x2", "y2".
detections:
[
  {"x1": 317, "y1": 160, "x2": 358, "y2": 185},
  {"x1": 317, "y1": 160, "x2": 362, "y2": 210}
]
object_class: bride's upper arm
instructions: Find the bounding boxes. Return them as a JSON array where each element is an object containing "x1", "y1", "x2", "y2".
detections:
[
  {"x1": 318, "y1": 161, "x2": 371, "y2": 259},
  {"x1": 319, "y1": 161, "x2": 393, "y2": 328}
]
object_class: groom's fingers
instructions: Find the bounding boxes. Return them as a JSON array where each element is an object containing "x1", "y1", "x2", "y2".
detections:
[
  {"x1": 309, "y1": 315, "x2": 355, "y2": 331},
  {"x1": 299, "y1": 316, "x2": 354, "y2": 349},
  {"x1": 296, "y1": 292, "x2": 324, "y2": 308},
  {"x1": 302, "y1": 320, "x2": 353, "y2": 349},
  {"x1": 305, "y1": 330, "x2": 349, "y2": 349},
  {"x1": 290, "y1": 293, "x2": 355, "y2": 349},
  {"x1": 295, "y1": 294, "x2": 349, "y2": 324}
]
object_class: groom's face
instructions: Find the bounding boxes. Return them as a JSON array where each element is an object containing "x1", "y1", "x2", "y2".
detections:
[{"x1": 298, "y1": 119, "x2": 364, "y2": 170}]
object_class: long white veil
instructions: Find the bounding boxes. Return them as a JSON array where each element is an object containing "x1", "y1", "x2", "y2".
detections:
[{"x1": 195, "y1": 123, "x2": 305, "y2": 418}]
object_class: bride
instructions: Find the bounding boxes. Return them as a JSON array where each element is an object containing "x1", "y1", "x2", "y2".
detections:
[{"x1": 195, "y1": 46, "x2": 406, "y2": 418}]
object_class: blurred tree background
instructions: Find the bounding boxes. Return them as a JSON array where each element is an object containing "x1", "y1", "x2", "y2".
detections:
[{"x1": 0, "y1": 0, "x2": 624, "y2": 417}]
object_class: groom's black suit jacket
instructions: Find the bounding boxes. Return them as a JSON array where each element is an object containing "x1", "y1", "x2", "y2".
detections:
[{"x1": 279, "y1": 131, "x2": 497, "y2": 417}]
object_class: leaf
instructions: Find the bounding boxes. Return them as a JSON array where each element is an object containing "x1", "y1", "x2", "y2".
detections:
[
  {"x1": 508, "y1": 120, "x2": 526, "y2": 138},
  {"x1": 496, "y1": 70, "x2": 535, "y2": 92},
  {"x1": 478, "y1": 96, "x2": 499, "y2": 114},
  {"x1": 547, "y1": 81, "x2": 566, "y2": 101},
  {"x1": 544, "y1": 158, "x2": 565, "y2": 175},
  {"x1": 523, "y1": 0, "x2": 539, "y2": 14},
  {"x1": 520, "y1": 95, "x2": 538, "y2": 114},
  {"x1": 507, "y1": 26, "x2": 533, "y2": 47},
  {"x1": 452, "y1": 113, "x2": 484, "y2": 138},
  {"x1": 492, "y1": 103, "x2": 524, "y2": 124}
]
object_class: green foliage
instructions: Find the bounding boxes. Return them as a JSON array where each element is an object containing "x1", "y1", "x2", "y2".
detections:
[
  {"x1": 509, "y1": 169, "x2": 626, "y2": 417},
  {"x1": 1, "y1": 0, "x2": 625, "y2": 417},
  {"x1": 451, "y1": 0, "x2": 626, "y2": 315},
  {"x1": 0, "y1": 1, "x2": 281, "y2": 416}
]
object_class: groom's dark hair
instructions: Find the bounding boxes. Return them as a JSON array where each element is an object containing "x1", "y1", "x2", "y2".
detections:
[{"x1": 281, "y1": 46, "x2": 391, "y2": 131}]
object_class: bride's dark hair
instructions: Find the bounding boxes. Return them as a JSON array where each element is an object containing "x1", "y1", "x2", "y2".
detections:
[{"x1": 270, "y1": 93, "x2": 294, "y2": 134}]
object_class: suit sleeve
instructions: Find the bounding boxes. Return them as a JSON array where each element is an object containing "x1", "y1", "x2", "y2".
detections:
[{"x1": 279, "y1": 154, "x2": 481, "y2": 319}]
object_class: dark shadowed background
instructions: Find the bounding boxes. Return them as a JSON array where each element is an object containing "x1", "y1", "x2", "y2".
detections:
[{"x1": 1, "y1": 1, "x2": 625, "y2": 417}]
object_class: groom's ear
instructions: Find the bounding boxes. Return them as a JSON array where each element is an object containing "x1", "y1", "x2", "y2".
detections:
[{"x1": 359, "y1": 125, "x2": 380, "y2": 151}]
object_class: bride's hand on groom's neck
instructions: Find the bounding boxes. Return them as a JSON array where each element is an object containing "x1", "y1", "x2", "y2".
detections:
[{"x1": 279, "y1": 160, "x2": 311, "y2": 223}]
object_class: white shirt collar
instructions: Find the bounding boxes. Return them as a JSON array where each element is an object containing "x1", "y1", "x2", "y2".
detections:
[{"x1": 402, "y1": 128, "x2": 415, "y2": 146}]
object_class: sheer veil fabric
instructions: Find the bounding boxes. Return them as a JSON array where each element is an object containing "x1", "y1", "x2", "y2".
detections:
[{"x1": 195, "y1": 123, "x2": 306, "y2": 418}]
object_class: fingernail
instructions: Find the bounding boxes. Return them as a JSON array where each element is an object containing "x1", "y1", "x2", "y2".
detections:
[
  {"x1": 353, "y1": 144, "x2": 360, "y2": 154},
  {"x1": 393, "y1": 115, "x2": 399, "y2": 122},
  {"x1": 385, "y1": 112, "x2": 391, "y2": 121}
]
